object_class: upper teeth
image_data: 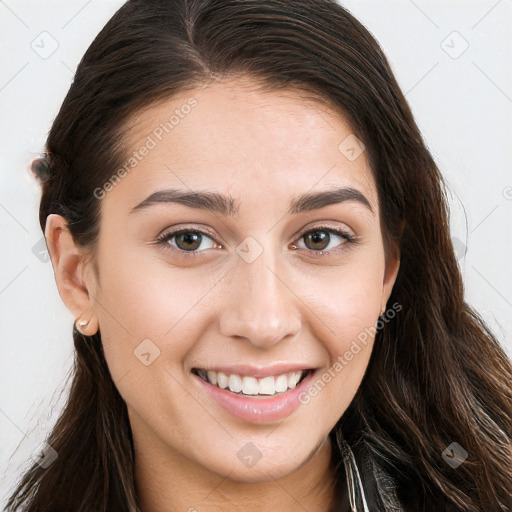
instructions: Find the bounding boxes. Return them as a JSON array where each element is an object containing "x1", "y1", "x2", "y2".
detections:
[{"x1": 198, "y1": 370, "x2": 304, "y2": 396}]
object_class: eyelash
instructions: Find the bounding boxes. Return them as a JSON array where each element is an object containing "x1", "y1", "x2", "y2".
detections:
[{"x1": 156, "y1": 225, "x2": 357, "y2": 258}]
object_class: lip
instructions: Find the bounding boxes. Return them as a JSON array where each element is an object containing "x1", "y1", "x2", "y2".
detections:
[
  {"x1": 192, "y1": 368, "x2": 317, "y2": 424},
  {"x1": 192, "y1": 363, "x2": 313, "y2": 378}
]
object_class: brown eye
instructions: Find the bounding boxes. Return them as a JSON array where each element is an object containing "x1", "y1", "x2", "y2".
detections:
[
  {"x1": 294, "y1": 227, "x2": 355, "y2": 255},
  {"x1": 303, "y1": 230, "x2": 331, "y2": 251},
  {"x1": 174, "y1": 231, "x2": 203, "y2": 251},
  {"x1": 158, "y1": 229, "x2": 217, "y2": 255}
]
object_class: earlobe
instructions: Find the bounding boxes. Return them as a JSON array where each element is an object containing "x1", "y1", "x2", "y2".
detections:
[
  {"x1": 74, "y1": 315, "x2": 99, "y2": 336},
  {"x1": 44, "y1": 214, "x2": 97, "y2": 327}
]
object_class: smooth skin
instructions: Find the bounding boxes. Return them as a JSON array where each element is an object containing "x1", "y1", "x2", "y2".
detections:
[{"x1": 45, "y1": 75, "x2": 400, "y2": 512}]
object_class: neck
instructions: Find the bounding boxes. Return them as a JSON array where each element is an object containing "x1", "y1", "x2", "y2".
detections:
[{"x1": 133, "y1": 427, "x2": 344, "y2": 512}]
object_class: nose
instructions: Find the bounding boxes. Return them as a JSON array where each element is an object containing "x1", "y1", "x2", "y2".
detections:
[{"x1": 218, "y1": 245, "x2": 301, "y2": 349}]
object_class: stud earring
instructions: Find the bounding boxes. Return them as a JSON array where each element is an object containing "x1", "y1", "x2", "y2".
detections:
[{"x1": 75, "y1": 317, "x2": 90, "y2": 335}]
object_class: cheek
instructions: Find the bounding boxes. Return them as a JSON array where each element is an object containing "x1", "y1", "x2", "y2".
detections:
[
  {"x1": 92, "y1": 247, "x2": 224, "y2": 382},
  {"x1": 301, "y1": 250, "x2": 385, "y2": 347},
  {"x1": 297, "y1": 254, "x2": 385, "y2": 406}
]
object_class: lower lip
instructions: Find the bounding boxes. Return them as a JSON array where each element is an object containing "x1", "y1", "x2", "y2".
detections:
[{"x1": 193, "y1": 371, "x2": 316, "y2": 424}]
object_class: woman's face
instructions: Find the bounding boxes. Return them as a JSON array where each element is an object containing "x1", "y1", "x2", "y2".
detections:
[{"x1": 83, "y1": 76, "x2": 398, "y2": 482}]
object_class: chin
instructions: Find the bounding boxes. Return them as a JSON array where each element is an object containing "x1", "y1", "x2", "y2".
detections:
[{"x1": 197, "y1": 438, "x2": 323, "y2": 484}]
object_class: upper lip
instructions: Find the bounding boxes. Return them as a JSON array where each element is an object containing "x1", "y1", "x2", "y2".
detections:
[{"x1": 192, "y1": 363, "x2": 316, "y2": 378}]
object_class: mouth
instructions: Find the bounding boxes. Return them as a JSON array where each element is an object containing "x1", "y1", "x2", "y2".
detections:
[
  {"x1": 191, "y1": 365, "x2": 317, "y2": 423},
  {"x1": 192, "y1": 368, "x2": 312, "y2": 397}
]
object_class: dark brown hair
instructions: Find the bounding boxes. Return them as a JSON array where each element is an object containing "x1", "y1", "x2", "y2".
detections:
[{"x1": 7, "y1": 1, "x2": 512, "y2": 510}]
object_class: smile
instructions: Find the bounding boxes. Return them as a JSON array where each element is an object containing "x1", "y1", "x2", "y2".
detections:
[
  {"x1": 193, "y1": 368, "x2": 310, "y2": 396},
  {"x1": 191, "y1": 366, "x2": 317, "y2": 424}
]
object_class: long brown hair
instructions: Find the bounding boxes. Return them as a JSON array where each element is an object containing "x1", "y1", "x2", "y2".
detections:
[{"x1": 6, "y1": 1, "x2": 512, "y2": 510}]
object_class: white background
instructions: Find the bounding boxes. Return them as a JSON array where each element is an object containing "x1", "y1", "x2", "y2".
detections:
[{"x1": 1, "y1": 0, "x2": 511, "y2": 506}]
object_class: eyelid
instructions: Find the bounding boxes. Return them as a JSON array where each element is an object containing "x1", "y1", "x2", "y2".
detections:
[
  {"x1": 296, "y1": 222, "x2": 355, "y2": 240},
  {"x1": 155, "y1": 225, "x2": 221, "y2": 255},
  {"x1": 291, "y1": 224, "x2": 356, "y2": 256}
]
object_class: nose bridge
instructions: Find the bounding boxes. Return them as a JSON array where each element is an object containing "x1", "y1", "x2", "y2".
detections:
[{"x1": 218, "y1": 239, "x2": 301, "y2": 348}]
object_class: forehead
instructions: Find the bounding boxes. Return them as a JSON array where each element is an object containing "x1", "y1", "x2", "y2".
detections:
[{"x1": 114, "y1": 76, "x2": 378, "y2": 213}]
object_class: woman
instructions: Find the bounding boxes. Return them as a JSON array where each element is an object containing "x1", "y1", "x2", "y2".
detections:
[{"x1": 6, "y1": 0, "x2": 512, "y2": 510}]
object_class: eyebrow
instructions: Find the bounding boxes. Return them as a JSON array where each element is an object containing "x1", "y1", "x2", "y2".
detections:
[{"x1": 130, "y1": 186, "x2": 374, "y2": 216}]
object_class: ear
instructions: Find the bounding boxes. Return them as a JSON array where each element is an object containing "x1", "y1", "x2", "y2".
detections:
[
  {"x1": 44, "y1": 214, "x2": 99, "y2": 334},
  {"x1": 380, "y1": 245, "x2": 400, "y2": 314}
]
